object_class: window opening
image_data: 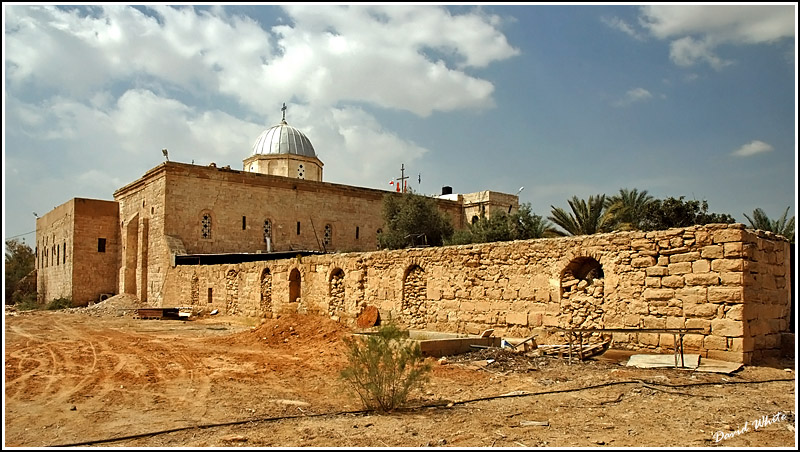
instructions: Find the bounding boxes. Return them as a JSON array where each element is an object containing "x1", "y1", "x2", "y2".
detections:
[
  {"x1": 98, "y1": 238, "x2": 106, "y2": 253},
  {"x1": 323, "y1": 224, "x2": 332, "y2": 246},
  {"x1": 202, "y1": 213, "x2": 212, "y2": 239}
]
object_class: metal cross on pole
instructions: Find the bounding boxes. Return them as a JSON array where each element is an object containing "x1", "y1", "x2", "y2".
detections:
[
  {"x1": 396, "y1": 164, "x2": 409, "y2": 193},
  {"x1": 281, "y1": 103, "x2": 287, "y2": 122}
]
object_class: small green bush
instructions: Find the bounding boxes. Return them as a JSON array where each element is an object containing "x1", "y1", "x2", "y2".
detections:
[
  {"x1": 45, "y1": 297, "x2": 73, "y2": 310},
  {"x1": 340, "y1": 323, "x2": 432, "y2": 412},
  {"x1": 15, "y1": 293, "x2": 40, "y2": 311}
]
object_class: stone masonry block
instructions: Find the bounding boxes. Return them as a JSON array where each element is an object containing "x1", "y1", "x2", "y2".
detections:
[
  {"x1": 645, "y1": 266, "x2": 669, "y2": 277},
  {"x1": 707, "y1": 350, "x2": 746, "y2": 363},
  {"x1": 668, "y1": 262, "x2": 692, "y2": 275},
  {"x1": 661, "y1": 275, "x2": 685, "y2": 288},
  {"x1": 669, "y1": 252, "x2": 701, "y2": 263},
  {"x1": 645, "y1": 277, "x2": 662, "y2": 287},
  {"x1": 643, "y1": 288, "x2": 674, "y2": 300},
  {"x1": 684, "y1": 302, "x2": 719, "y2": 319},
  {"x1": 703, "y1": 335, "x2": 727, "y2": 350},
  {"x1": 686, "y1": 318, "x2": 711, "y2": 334},
  {"x1": 711, "y1": 259, "x2": 744, "y2": 273},
  {"x1": 723, "y1": 242, "x2": 744, "y2": 258},
  {"x1": 642, "y1": 316, "x2": 666, "y2": 329},
  {"x1": 711, "y1": 319, "x2": 743, "y2": 337},
  {"x1": 708, "y1": 287, "x2": 743, "y2": 303},
  {"x1": 665, "y1": 316, "x2": 685, "y2": 329},
  {"x1": 632, "y1": 256, "x2": 656, "y2": 268},
  {"x1": 639, "y1": 333, "x2": 660, "y2": 346},
  {"x1": 724, "y1": 304, "x2": 744, "y2": 321},
  {"x1": 684, "y1": 273, "x2": 720, "y2": 286},
  {"x1": 712, "y1": 228, "x2": 744, "y2": 244},
  {"x1": 691, "y1": 260, "x2": 710, "y2": 273},
  {"x1": 700, "y1": 245, "x2": 724, "y2": 259},
  {"x1": 719, "y1": 272, "x2": 743, "y2": 286},
  {"x1": 506, "y1": 311, "x2": 528, "y2": 326}
]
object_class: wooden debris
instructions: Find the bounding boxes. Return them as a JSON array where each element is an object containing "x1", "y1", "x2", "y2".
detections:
[{"x1": 520, "y1": 420, "x2": 549, "y2": 427}]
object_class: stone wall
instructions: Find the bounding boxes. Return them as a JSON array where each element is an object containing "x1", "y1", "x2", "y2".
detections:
[{"x1": 162, "y1": 223, "x2": 791, "y2": 363}]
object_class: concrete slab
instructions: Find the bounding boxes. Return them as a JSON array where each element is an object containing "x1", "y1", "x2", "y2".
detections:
[
  {"x1": 694, "y1": 358, "x2": 743, "y2": 374},
  {"x1": 626, "y1": 354, "x2": 700, "y2": 369}
]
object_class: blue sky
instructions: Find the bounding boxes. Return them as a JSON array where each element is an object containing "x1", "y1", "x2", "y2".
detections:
[{"x1": 3, "y1": 3, "x2": 797, "y2": 244}]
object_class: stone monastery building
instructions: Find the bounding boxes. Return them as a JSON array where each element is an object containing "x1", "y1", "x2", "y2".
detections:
[
  {"x1": 35, "y1": 107, "x2": 519, "y2": 306},
  {"x1": 35, "y1": 106, "x2": 792, "y2": 364}
]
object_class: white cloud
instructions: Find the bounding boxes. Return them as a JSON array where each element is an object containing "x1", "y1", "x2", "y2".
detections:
[
  {"x1": 6, "y1": 5, "x2": 517, "y2": 116},
  {"x1": 639, "y1": 5, "x2": 795, "y2": 43},
  {"x1": 601, "y1": 16, "x2": 646, "y2": 41},
  {"x1": 638, "y1": 5, "x2": 795, "y2": 68},
  {"x1": 4, "y1": 4, "x2": 518, "y2": 168},
  {"x1": 731, "y1": 140, "x2": 774, "y2": 157},
  {"x1": 668, "y1": 36, "x2": 732, "y2": 69},
  {"x1": 613, "y1": 87, "x2": 654, "y2": 107}
]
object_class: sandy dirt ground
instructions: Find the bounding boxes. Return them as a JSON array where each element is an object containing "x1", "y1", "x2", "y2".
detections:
[{"x1": 4, "y1": 300, "x2": 797, "y2": 448}]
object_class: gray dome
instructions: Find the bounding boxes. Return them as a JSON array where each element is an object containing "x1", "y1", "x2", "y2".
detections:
[{"x1": 251, "y1": 119, "x2": 316, "y2": 158}]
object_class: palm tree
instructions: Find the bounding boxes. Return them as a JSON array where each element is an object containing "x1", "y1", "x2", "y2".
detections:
[
  {"x1": 605, "y1": 188, "x2": 655, "y2": 231},
  {"x1": 548, "y1": 194, "x2": 614, "y2": 236},
  {"x1": 743, "y1": 207, "x2": 795, "y2": 243}
]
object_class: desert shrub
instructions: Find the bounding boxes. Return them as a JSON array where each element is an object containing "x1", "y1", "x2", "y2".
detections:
[
  {"x1": 340, "y1": 323, "x2": 432, "y2": 412},
  {"x1": 46, "y1": 297, "x2": 73, "y2": 310},
  {"x1": 15, "y1": 293, "x2": 40, "y2": 311}
]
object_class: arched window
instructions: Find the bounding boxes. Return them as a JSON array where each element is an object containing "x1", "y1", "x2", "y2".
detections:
[
  {"x1": 323, "y1": 224, "x2": 332, "y2": 246},
  {"x1": 263, "y1": 219, "x2": 272, "y2": 243},
  {"x1": 201, "y1": 213, "x2": 212, "y2": 239}
]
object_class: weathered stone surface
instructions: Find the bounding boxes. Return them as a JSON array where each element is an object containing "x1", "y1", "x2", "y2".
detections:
[
  {"x1": 506, "y1": 311, "x2": 528, "y2": 326},
  {"x1": 684, "y1": 302, "x2": 719, "y2": 319},
  {"x1": 669, "y1": 252, "x2": 701, "y2": 263},
  {"x1": 711, "y1": 319, "x2": 743, "y2": 337},
  {"x1": 667, "y1": 262, "x2": 692, "y2": 275},
  {"x1": 711, "y1": 259, "x2": 744, "y2": 272},
  {"x1": 700, "y1": 245, "x2": 724, "y2": 259},
  {"x1": 684, "y1": 273, "x2": 720, "y2": 286}
]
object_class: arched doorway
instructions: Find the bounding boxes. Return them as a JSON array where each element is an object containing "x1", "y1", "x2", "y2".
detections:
[{"x1": 289, "y1": 268, "x2": 301, "y2": 304}]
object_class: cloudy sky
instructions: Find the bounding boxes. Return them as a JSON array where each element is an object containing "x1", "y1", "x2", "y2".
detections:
[{"x1": 3, "y1": 4, "x2": 797, "y2": 244}]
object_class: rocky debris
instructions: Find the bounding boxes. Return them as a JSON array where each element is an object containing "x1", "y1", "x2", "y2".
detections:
[
  {"x1": 66, "y1": 293, "x2": 142, "y2": 317},
  {"x1": 446, "y1": 348, "x2": 550, "y2": 373}
]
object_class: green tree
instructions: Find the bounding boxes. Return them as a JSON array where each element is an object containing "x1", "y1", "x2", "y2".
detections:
[
  {"x1": 446, "y1": 203, "x2": 556, "y2": 245},
  {"x1": 5, "y1": 239, "x2": 35, "y2": 305},
  {"x1": 548, "y1": 195, "x2": 615, "y2": 236},
  {"x1": 509, "y1": 203, "x2": 558, "y2": 239},
  {"x1": 605, "y1": 188, "x2": 655, "y2": 231},
  {"x1": 640, "y1": 196, "x2": 735, "y2": 231},
  {"x1": 743, "y1": 207, "x2": 795, "y2": 243},
  {"x1": 378, "y1": 192, "x2": 454, "y2": 249}
]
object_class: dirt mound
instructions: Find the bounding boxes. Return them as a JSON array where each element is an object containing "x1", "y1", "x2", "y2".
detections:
[
  {"x1": 69, "y1": 293, "x2": 142, "y2": 317},
  {"x1": 210, "y1": 313, "x2": 353, "y2": 349}
]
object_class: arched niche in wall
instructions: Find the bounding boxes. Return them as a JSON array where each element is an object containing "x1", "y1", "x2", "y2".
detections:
[
  {"x1": 289, "y1": 268, "x2": 301, "y2": 304},
  {"x1": 328, "y1": 268, "x2": 346, "y2": 317},
  {"x1": 559, "y1": 256, "x2": 605, "y2": 330}
]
